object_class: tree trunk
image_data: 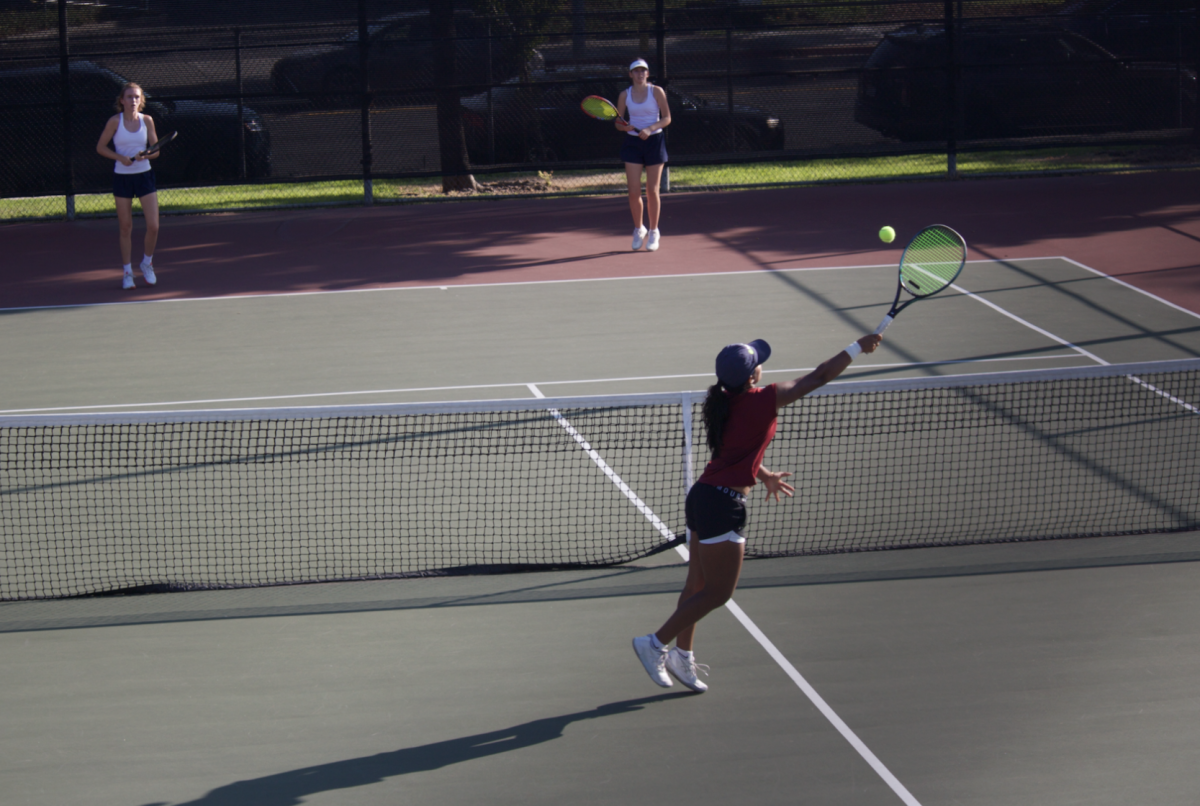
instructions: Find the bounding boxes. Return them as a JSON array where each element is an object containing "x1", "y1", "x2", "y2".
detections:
[{"x1": 432, "y1": 0, "x2": 477, "y2": 192}]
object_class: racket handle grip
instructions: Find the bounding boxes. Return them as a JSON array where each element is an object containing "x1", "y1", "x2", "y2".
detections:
[{"x1": 874, "y1": 315, "x2": 893, "y2": 335}]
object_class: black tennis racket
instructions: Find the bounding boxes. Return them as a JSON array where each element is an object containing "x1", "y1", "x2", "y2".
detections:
[
  {"x1": 138, "y1": 130, "x2": 178, "y2": 157},
  {"x1": 875, "y1": 224, "x2": 967, "y2": 334}
]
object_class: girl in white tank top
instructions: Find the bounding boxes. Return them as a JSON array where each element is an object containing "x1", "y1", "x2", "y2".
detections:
[
  {"x1": 616, "y1": 59, "x2": 672, "y2": 253},
  {"x1": 111, "y1": 114, "x2": 152, "y2": 175},
  {"x1": 96, "y1": 82, "x2": 162, "y2": 289},
  {"x1": 624, "y1": 82, "x2": 660, "y2": 135}
]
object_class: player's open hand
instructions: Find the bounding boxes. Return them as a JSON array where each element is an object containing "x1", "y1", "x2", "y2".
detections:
[{"x1": 761, "y1": 470, "x2": 795, "y2": 503}]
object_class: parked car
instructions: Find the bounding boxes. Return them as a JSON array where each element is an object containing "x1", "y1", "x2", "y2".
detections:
[
  {"x1": 270, "y1": 10, "x2": 543, "y2": 106},
  {"x1": 0, "y1": 61, "x2": 271, "y2": 197},
  {"x1": 854, "y1": 24, "x2": 1196, "y2": 142},
  {"x1": 459, "y1": 67, "x2": 785, "y2": 164},
  {"x1": 1058, "y1": 0, "x2": 1196, "y2": 61}
]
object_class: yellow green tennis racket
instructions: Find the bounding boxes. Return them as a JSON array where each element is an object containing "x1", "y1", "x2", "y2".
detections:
[{"x1": 875, "y1": 224, "x2": 967, "y2": 334}]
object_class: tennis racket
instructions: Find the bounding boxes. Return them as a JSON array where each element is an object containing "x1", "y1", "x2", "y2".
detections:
[
  {"x1": 138, "y1": 130, "x2": 178, "y2": 157},
  {"x1": 874, "y1": 224, "x2": 967, "y2": 334},
  {"x1": 581, "y1": 95, "x2": 628, "y2": 126}
]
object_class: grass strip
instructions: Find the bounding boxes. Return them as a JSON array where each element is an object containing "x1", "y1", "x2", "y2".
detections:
[{"x1": 2, "y1": 145, "x2": 1194, "y2": 221}]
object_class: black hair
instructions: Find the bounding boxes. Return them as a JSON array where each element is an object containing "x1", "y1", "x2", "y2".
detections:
[{"x1": 702, "y1": 381, "x2": 743, "y2": 457}]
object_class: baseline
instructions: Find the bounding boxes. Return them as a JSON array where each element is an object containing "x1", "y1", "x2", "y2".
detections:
[{"x1": 0, "y1": 257, "x2": 1047, "y2": 314}]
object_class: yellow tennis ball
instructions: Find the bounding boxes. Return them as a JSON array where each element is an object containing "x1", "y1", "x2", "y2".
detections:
[{"x1": 879, "y1": 226, "x2": 896, "y2": 244}]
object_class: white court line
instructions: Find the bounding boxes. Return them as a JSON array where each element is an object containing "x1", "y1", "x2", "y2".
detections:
[
  {"x1": 525, "y1": 384, "x2": 678, "y2": 545},
  {"x1": 0, "y1": 353, "x2": 1083, "y2": 415},
  {"x1": 1128, "y1": 375, "x2": 1200, "y2": 415},
  {"x1": 530, "y1": 381, "x2": 923, "y2": 804},
  {"x1": 0, "y1": 257, "x2": 1051, "y2": 313},
  {"x1": 672, "y1": 543, "x2": 923, "y2": 806},
  {"x1": 907, "y1": 264, "x2": 1109, "y2": 366},
  {"x1": 1054, "y1": 257, "x2": 1200, "y2": 413},
  {"x1": 1059, "y1": 256, "x2": 1200, "y2": 322},
  {"x1": 913, "y1": 264, "x2": 1199, "y2": 413}
]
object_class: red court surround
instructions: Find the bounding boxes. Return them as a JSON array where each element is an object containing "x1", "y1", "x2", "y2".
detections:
[{"x1": 2, "y1": 171, "x2": 1197, "y2": 313}]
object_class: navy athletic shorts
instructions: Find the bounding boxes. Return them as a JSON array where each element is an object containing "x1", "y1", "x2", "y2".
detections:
[
  {"x1": 620, "y1": 132, "x2": 667, "y2": 166},
  {"x1": 685, "y1": 482, "x2": 748, "y2": 542},
  {"x1": 113, "y1": 170, "x2": 157, "y2": 199}
]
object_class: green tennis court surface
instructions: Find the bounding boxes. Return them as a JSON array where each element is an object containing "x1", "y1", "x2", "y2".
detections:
[
  {"x1": 3, "y1": 257, "x2": 1199, "y2": 413},
  {"x1": 3, "y1": 252, "x2": 1199, "y2": 804}
]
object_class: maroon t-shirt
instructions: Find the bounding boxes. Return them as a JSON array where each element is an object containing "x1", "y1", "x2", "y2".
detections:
[{"x1": 697, "y1": 384, "x2": 778, "y2": 488}]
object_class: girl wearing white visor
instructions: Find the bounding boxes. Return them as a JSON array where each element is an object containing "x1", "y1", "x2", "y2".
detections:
[{"x1": 615, "y1": 59, "x2": 671, "y2": 252}]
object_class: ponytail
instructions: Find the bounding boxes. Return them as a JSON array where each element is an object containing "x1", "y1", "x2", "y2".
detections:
[{"x1": 702, "y1": 381, "x2": 742, "y2": 457}]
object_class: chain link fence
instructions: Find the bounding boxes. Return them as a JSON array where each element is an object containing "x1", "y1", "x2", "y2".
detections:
[{"x1": 1, "y1": 0, "x2": 1196, "y2": 220}]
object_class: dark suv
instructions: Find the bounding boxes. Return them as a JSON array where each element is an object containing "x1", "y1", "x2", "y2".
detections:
[
  {"x1": 1059, "y1": 0, "x2": 1197, "y2": 61},
  {"x1": 855, "y1": 23, "x2": 1196, "y2": 142},
  {"x1": 0, "y1": 61, "x2": 271, "y2": 197}
]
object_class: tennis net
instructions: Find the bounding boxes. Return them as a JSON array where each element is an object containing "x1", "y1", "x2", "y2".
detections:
[{"x1": 3, "y1": 359, "x2": 1199, "y2": 600}]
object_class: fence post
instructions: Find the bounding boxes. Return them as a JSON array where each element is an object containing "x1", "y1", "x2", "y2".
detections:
[
  {"x1": 58, "y1": 0, "x2": 75, "y2": 220},
  {"x1": 572, "y1": 0, "x2": 586, "y2": 55},
  {"x1": 235, "y1": 27, "x2": 246, "y2": 181},
  {"x1": 726, "y1": 20, "x2": 735, "y2": 153},
  {"x1": 1194, "y1": 6, "x2": 1199, "y2": 143},
  {"x1": 358, "y1": 0, "x2": 373, "y2": 205},
  {"x1": 657, "y1": 0, "x2": 669, "y2": 192},
  {"x1": 945, "y1": 0, "x2": 958, "y2": 178},
  {"x1": 487, "y1": 20, "x2": 495, "y2": 164}
]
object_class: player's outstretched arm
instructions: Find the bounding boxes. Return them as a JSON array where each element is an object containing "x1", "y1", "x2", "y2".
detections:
[{"x1": 775, "y1": 334, "x2": 882, "y2": 408}]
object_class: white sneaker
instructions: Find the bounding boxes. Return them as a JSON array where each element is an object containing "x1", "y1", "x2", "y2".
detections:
[
  {"x1": 632, "y1": 635, "x2": 672, "y2": 687},
  {"x1": 122, "y1": 272, "x2": 135, "y2": 290},
  {"x1": 140, "y1": 262, "x2": 156, "y2": 286},
  {"x1": 666, "y1": 647, "x2": 709, "y2": 692},
  {"x1": 646, "y1": 229, "x2": 660, "y2": 252},
  {"x1": 632, "y1": 226, "x2": 648, "y2": 251}
]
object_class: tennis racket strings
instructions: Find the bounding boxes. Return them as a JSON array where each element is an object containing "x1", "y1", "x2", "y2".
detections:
[{"x1": 900, "y1": 225, "x2": 966, "y2": 297}]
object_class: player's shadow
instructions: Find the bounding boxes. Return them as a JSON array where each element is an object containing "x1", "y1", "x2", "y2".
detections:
[{"x1": 139, "y1": 693, "x2": 684, "y2": 806}]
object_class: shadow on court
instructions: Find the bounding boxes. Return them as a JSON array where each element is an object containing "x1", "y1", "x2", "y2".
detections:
[
  {"x1": 1, "y1": 170, "x2": 1197, "y2": 311},
  {"x1": 140, "y1": 694, "x2": 685, "y2": 806}
]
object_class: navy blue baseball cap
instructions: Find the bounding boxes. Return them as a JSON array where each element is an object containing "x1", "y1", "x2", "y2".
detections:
[{"x1": 715, "y1": 339, "x2": 771, "y2": 388}]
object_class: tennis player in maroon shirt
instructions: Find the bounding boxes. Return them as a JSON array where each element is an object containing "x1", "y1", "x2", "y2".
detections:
[{"x1": 634, "y1": 332, "x2": 882, "y2": 692}]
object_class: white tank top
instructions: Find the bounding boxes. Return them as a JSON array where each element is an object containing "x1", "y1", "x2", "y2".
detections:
[
  {"x1": 625, "y1": 85, "x2": 659, "y2": 134},
  {"x1": 112, "y1": 114, "x2": 152, "y2": 175}
]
